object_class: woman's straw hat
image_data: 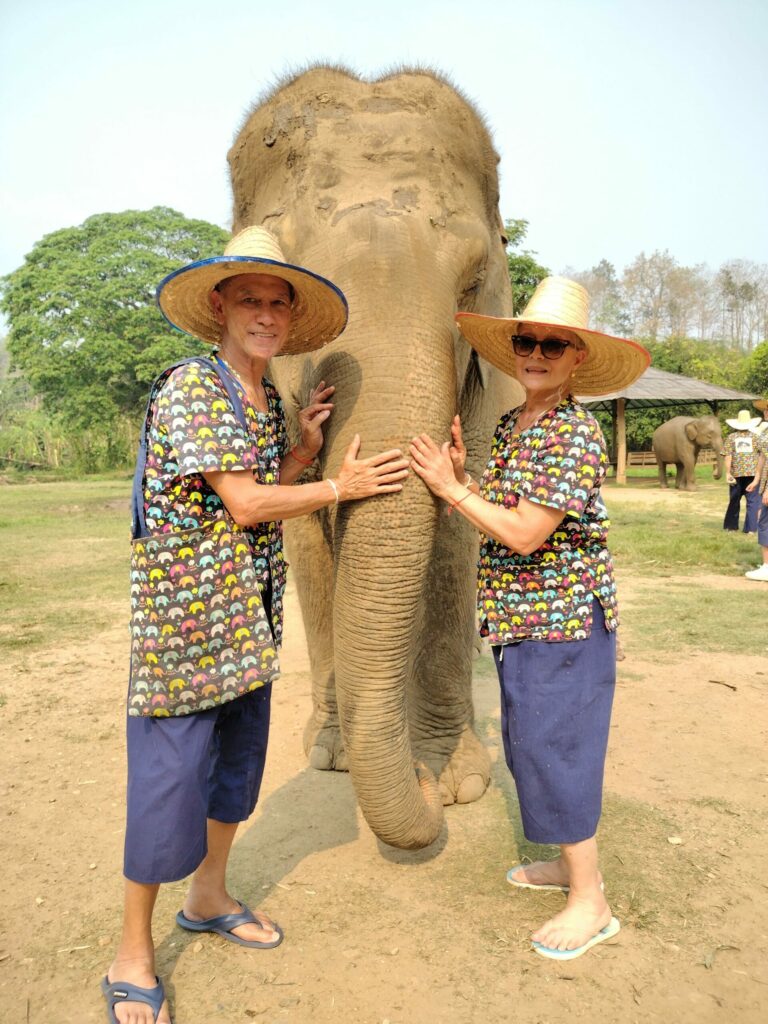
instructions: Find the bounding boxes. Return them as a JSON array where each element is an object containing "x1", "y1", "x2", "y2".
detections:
[
  {"x1": 455, "y1": 276, "x2": 650, "y2": 395},
  {"x1": 725, "y1": 409, "x2": 762, "y2": 431},
  {"x1": 156, "y1": 225, "x2": 348, "y2": 354}
]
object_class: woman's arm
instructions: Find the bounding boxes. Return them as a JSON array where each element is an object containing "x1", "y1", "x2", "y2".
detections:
[
  {"x1": 410, "y1": 432, "x2": 564, "y2": 555},
  {"x1": 207, "y1": 434, "x2": 409, "y2": 526}
]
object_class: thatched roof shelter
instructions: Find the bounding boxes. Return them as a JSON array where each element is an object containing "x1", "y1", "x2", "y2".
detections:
[{"x1": 578, "y1": 367, "x2": 760, "y2": 483}]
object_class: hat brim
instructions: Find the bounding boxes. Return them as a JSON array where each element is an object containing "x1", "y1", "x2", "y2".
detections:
[
  {"x1": 156, "y1": 256, "x2": 348, "y2": 354},
  {"x1": 454, "y1": 314, "x2": 650, "y2": 395},
  {"x1": 754, "y1": 399, "x2": 768, "y2": 411},
  {"x1": 725, "y1": 417, "x2": 762, "y2": 430}
]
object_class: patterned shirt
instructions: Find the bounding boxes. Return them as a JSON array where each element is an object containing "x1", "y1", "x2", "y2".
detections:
[
  {"x1": 143, "y1": 357, "x2": 288, "y2": 644},
  {"x1": 723, "y1": 430, "x2": 759, "y2": 478},
  {"x1": 756, "y1": 430, "x2": 768, "y2": 494},
  {"x1": 477, "y1": 397, "x2": 618, "y2": 644}
]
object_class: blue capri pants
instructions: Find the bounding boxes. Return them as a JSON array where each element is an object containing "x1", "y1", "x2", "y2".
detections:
[{"x1": 492, "y1": 601, "x2": 616, "y2": 845}]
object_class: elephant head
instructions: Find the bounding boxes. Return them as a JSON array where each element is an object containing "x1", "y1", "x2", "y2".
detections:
[
  {"x1": 685, "y1": 415, "x2": 724, "y2": 479},
  {"x1": 228, "y1": 66, "x2": 522, "y2": 849}
]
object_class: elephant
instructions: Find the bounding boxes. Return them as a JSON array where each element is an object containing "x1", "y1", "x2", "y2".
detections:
[
  {"x1": 652, "y1": 414, "x2": 724, "y2": 491},
  {"x1": 227, "y1": 66, "x2": 523, "y2": 849}
]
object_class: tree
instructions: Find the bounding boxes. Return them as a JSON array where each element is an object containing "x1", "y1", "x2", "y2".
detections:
[
  {"x1": 742, "y1": 340, "x2": 768, "y2": 395},
  {"x1": 0, "y1": 207, "x2": 228, "y2": 432},
  {"x1": 504, "y1": 218, "x2": 550, "y2": 312}
]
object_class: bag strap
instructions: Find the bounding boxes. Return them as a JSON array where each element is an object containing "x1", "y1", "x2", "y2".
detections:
[{"x1": 131, "y1": 355, "x2": 250, "y2": 540}]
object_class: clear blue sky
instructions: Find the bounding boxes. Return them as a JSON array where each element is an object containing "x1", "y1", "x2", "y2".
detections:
[{"x1": 1, "y1": 0, "x2": 766, "y2": 282}]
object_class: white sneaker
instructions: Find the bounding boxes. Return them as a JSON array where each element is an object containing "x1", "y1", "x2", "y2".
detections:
[{"x1": 745, "y1": 564, "x2": 768, "y2": 581}]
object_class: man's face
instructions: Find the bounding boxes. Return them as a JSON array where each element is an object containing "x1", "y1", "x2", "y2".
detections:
[{"x1": 210, "y1": 273, "x2": 292, "y2": 361}]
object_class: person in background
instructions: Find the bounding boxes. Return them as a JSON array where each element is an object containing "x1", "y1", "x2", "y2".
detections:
[
  {"x1": 745, "y1": 398, "x2": 768, "y2": 581},
  {"x1": 722, "y1": 408, "x2": 762, "y2": 533}
]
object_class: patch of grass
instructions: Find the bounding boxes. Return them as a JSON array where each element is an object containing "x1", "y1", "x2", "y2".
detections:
[{"x1": 0, "y1": 479, "x2": 131, "y2": 654}]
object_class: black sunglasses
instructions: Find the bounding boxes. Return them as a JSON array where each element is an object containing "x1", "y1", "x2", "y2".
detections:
[{"x1": 511, "y1": 334, "x2": 573, "y2": 360}]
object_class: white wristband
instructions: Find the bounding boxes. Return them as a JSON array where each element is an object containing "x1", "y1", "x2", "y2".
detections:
[
  {"x1": 327, "y1": 478, "x2": 340, "y2": 505},
  {"x1": 463, "y1": 473, "x2": 472, "y2": 487}
]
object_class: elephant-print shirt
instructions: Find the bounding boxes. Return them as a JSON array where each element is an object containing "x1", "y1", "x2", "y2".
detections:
[
  {"x1": 477, "y1": 397, "x2": 618, "y2": 644},
  {"x1": 723, "y1": 430, "x2": 759, "y2": 477},
  {"x1": 756, "y1": 431, "x2": 768, "y2": 493},
  {"x1": 143, "y1": 357, "x2": 288, "y2": 645}
]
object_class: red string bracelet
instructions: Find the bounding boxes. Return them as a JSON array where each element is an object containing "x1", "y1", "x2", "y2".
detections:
[
  {"x1": 289, "y1": 447, "x2": 315, "y2": 466},
  {"x1": 446, "y1": 491, "x2": 472, "y2": 516}
]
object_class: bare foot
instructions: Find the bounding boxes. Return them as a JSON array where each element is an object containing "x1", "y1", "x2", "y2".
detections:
[
  {"x1": 105, "y1": 956, "x2": 171, "y2": 1024},
  {"x1": 181, "y1": 895, "x2": 281, "y2": 945},
  {"x1": 531, "y1": 889, "x2": 612, "y2": 952}
]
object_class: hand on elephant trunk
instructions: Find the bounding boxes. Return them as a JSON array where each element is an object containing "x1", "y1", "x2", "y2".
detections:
[
  {"x1": 449, "y1": 414, "x2": 469, "y2": 484},
  {"x1": 295, "y1": 380, "x2": 336, "y2": 459},
  {"x1": 409, "y1": 432, "x2": 458, "y2": 500},
  {"x1": 333, "y1": 434, "x2": 410, "y2": 502}
]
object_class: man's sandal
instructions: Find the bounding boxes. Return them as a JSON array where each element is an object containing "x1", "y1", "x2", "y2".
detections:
[{"x1": 101, "y1": 976, "x2": 165, "y2": 1023}]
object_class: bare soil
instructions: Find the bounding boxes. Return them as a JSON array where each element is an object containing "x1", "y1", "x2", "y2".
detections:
[{"x1": 1, "y1": 571, "x2": 767, "y2": 1023}]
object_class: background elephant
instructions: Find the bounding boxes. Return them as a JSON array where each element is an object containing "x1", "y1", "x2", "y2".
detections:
[
  {"x1": 228, "y1": 66, "x2": 523, "y2": 849},
  {"x1": 652, "y1": 414, "x2": 724, "y2": 491}
]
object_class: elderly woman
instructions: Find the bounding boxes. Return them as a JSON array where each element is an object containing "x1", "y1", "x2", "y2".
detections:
[
  {"x1": 103, "y1": 226, "x2": 409, "y2": 1024},
  {"x1": 410, "y1": 277, "x2": 649, "y2": 961}
]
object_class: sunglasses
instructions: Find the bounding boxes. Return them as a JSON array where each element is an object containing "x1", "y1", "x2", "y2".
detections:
[{"x1": 510, "y1": 335, "x2": 573, "y2": 360}]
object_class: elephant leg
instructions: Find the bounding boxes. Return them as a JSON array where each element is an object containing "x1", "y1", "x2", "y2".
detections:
[
  {"x1": 656, "y1": 460, "x2": 668, "y2": 487},
  {"x1": 674, "y1": 462, "x2": 685, "y2": 489},
  {"x1": 283, "y1": 513, "x2": 347, "y2": 771},
  {"x1": 681, "y1": 456, "x2": 697, "y2": 491},
  {"x1": 408, "y1": 513, "x2": 490, "y2": 806}
]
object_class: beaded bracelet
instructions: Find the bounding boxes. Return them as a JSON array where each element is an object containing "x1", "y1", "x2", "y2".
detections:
[{"x1": 289, "y1": 447, "x2": 315, "y2": 466}]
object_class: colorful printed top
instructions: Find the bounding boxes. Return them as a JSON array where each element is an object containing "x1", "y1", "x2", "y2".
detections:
[
  {"x1": 723, "y1": 430, "x2": 759, "y2": 478},
  {"x1": 477, "y1": 397, "x2": 618, "y2": 644},
  {"x1": 756, "y1": 430, "x2": 768, "y2": 493},
  {"x1": 143, "y1": 357, "x2": 288, "y2": 644}
]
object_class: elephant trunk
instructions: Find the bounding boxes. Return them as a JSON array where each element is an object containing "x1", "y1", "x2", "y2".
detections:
[{"x1": 713, "y1": 449, "x2": 724, "y2": 480}]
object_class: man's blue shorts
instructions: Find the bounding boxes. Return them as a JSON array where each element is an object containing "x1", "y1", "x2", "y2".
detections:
[
  {"x1": 758, "y1": 501, "x2": 768, "y2": 546},
  {"x1": 123, "y1": 684, "x2": 272, "y2": 884},
  {"x1": 492, "y1": 601, "x2": 616, "y2": 846}
]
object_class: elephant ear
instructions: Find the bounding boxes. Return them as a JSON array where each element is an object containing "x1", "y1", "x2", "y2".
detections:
[{"x1": 685, "y1": 421, "x2": 698, "y2": 441}]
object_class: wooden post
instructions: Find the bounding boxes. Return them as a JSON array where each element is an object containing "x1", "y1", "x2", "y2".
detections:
[{"x1": 616, "y1": 398, "x2": 627, "y2": 484}]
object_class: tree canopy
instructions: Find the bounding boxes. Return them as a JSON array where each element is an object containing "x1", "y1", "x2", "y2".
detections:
[
  {"x1": 0, "y1": 207, "x2": 228, "y2": 431},
  {"x1": 504, "y1": 218, "x2": 549, "y2": 312}
]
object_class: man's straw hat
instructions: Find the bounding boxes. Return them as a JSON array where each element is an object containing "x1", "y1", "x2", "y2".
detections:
[
  {"x1": 725, "y1": 409, "x2": 762, "y2": 431},
  {"x1": 156, "y1": 225, "x2": 348, "y2": 354},
  {"x1": 455, "y1": 276, "x2": 650, "y2": 395}
]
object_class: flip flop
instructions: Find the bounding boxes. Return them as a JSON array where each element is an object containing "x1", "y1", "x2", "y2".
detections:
[
  {"x1": 175, "y1": 900, "x2": 284, "y2": 949},
  {"x1": 506, "y1": 864, "x2": 569, "y2": 892},
  {"x1": 531, "y1": 916, "x2": 621, "y2": 960},
  {"x1": 101, "y1": 976, "x2": 166, "y2": 1023},
  {"x1": 506, "y1": 864, "x2": 605, "y2": 893}
]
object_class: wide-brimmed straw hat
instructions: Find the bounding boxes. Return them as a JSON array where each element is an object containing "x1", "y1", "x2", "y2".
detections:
[
  {"x1": 726, "y1": 409, "x2": 762, "y2": 431},
  {"x1": 754, "y1": 398, "x2": 768, "y2": 412},
  {"x1": 455, "y1": 276, "x2": 650, "y2": 395},
  {"x1": 156, "y1": 225, "x2": 348, "y2": 354}
]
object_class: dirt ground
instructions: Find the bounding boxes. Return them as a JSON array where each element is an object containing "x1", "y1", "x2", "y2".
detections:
[{"x1": 1, "y1": 560, "x2": 767, "y2": 1023}]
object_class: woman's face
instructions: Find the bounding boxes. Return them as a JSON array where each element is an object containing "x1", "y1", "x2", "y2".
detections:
[
  {"x1": 512, "y1": 325, "x2": 587, "y2": 398},
  {"x1": 210, "y1": 273, "x2": 292, "y2": 362}
]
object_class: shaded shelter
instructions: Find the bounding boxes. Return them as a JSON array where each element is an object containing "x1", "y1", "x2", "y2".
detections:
[{"x1": 578, "y1": 367, "x2": 760, "y2": 483}]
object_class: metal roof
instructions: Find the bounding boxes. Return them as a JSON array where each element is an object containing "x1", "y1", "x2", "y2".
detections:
[{"x1": 579, "y1": 366, "x2": 761, "y2": 411}]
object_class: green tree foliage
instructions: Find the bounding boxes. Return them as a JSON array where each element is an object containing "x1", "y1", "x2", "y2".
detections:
[
  {"x1": 0, "y1": 208, "x2": 228, "y2": 434},
  {"x1": 742, "y1": 340, "x2": 768, "y2": 395},
  {"x1": 504, "y1": 219, "x2": 549, "y2": 312}
]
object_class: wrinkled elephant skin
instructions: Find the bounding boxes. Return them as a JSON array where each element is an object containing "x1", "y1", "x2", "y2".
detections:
[
  {"x1": 652, "y1": 415, "x2": 724, "y2": 491},
  {"x1": 228, "y1": 68, "x2": 523, "y2": 849}
]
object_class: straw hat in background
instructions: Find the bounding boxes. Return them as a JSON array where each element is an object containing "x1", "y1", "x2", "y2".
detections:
[
  {"x1": 156, "y1": 225, "x2": 348, "y2": 354},
  {"x1": 455, "y1": 276, "x2": 650, "y2": 395},
  {"x1": 725, "y1": 409, "x2": 763, "y2": 431}
]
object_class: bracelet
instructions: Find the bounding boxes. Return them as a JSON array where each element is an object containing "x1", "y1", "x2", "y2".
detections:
[
  {"x1": 289, "y1": 447, "x2": 315, "y2": 466},
  {"x1": 463, "y1": 473, "x2": 472, "y2": 487},
  {"x1": 446, "y1": 490, "x2": 472, "y2": 516},
  {"x1": 326, "y1": 478, "x2": 340, "y2": 505}
]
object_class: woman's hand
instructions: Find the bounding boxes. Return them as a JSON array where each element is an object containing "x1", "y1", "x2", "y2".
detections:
[
  {"x1": 409, "y1": 432, "x2": 457, "y2": 500},
  {"x1": 296, "y1": 381, "x2": 335, "y2": 459},
  {"x1": 334, "y1": 435, "x2": 410, "y2": 501},
  {"x1": 448, "y1": 414, "x2": 468, "y2": 483}
]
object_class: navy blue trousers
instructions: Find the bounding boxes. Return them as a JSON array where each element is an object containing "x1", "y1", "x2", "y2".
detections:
[
  {"x1": 723, "y1": 477, "x2": 760, "y2": 532},
  {"x1": 492, "y1": 602, "x2": 616, "y2": 845}
]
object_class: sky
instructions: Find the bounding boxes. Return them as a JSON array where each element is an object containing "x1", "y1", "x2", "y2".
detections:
[{"x1": 1, "y1": 0, "x2": 767, "y2": 284}]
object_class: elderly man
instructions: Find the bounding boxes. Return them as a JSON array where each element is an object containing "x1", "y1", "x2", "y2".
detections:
[{"x1": 103, "y1": 227, "x2": 409, "y2": 1024}]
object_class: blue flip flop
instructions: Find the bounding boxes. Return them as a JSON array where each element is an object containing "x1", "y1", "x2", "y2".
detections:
[
  {"x1": 506, "y1": 864, "x2": 605, "y2": 893},
  {"x1": 532, "y1": 916, "x2": 621, "y2": 960},
  {"x1": 101, "y1": 976, "x2": 166, "y2": 1023},
  {"x1": 175, "y1": 900, "x2": 284, "y2": 948}
]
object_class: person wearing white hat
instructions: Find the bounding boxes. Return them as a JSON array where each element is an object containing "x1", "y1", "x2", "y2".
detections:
[
  {"x1": 722, "y1": 409, "x2": 762, "y2": 533},
  {"x1": 103, "y1": 226, "x2": 410, "y2": 1024},
  {"x1": 745, "y1": 399, "x2": 768, "y2": 581},
  {"x1": 410, "y1": 276, "x2": 649, "y2": 961}
]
